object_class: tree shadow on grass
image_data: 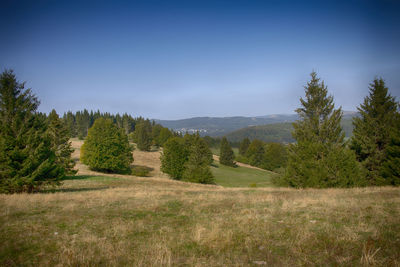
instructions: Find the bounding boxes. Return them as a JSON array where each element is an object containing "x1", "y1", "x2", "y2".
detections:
[
  {"x1": 61, "y1": 175, "x2": 95, "y2": 181},
  {"x1": 40, "y1": 186, "x2": 110, "y2": 193}
]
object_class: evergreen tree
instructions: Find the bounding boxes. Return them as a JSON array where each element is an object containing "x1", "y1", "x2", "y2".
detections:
[
  {"x1": 284, "y1": 72, "x2": 361, "y2": 188},
  {"x1": 351, "y1": 78, "x2": 399, "y2": 185},
  {"x1": 81, "y1": 118, "x2": 133, "y2": 173},
  {"x1": 381, "y1": 111, "x2": 400, "y2": 185},
  {"x1": 0, "y1": 70, "x2": 63, "y2": 193},
  {"x1": 161, "y1": 137, "x2": 189, "y2": 179},
  {"x1": 135, "y1": 120, "x2": 152, "y2": 151},
  {"x1": 239, "y1": 138, "x2": 250, "y2": 156},
  {"x1": 219, "y1": 137, "x2": 236, "y2": 167},
  {"x1": 182, "y1": 135, "x2": 214, "y2": 184},
  {"x1": 151, "y1": 124, "x2": 163, "y2": 146},
  {"x1": 158, "y1": 127, "x2": 173, "y2": 146},
  {"x1": 263, "y1": 142, "x2": 288, "y2": 171},
  {"x1": 47, "y1": 110, "x2": 77, "y2": 175},
  {"x1": 246, "y1": 139, "x2": 265, "y2": 167}
]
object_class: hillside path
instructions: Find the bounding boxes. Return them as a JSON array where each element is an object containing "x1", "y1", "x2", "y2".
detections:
[{"x1": 212, "y1": 155, "x2": 276, "y2": 174}]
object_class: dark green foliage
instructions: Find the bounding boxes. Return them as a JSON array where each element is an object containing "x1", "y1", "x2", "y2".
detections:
[
  {"x1": 151, "y1": 124, "x2": 163, "y2": 146},
  {"x1": 246, "y1": 139, "x2": 265, "y2": 168},
  {"x1": 161, "y1": 137, "x2": 189, "y2": 179},
  {"x1": 381, "y1": 113, "x2": 400, "y2": 185},
  {"x1": 184, "y1": 133, "x2": 213, "y2": 165},
  {"x1": 135, "y1": 120, "x2": 152, "y2": 151},
  {"x1": 80, "y1": 118, "x2": 133, "y2": 173},
  {"x1": 351, "y1": 78, "x2": 399, "y2": 185},
  {"x1": 157, "y1": 127, "x2": 173, "y2": 146},
  {"x1": 263, "y1": 142, "x2": 288, "y2": 171},
  {"x1": 284, "y1": 72, "x2": 362, "y2": 188},
  {"x1": 0, "y1": 70, "x2": 63, "y2": 193},
  {"x1": 161, "y1": 133, "x2": 214, "y2": 184},
  {"x1": 239, "y1": 138, "x2": 250, "y2": 156},
  {"x1": 182, "y1": 135, "x2": 214, "y2": 184},
  {"x1": 47, "y1": 110, "x2": 76, "y2": 175},
  {"x1": 219, "y1": 137, "x2": 236, "y2": 167}
]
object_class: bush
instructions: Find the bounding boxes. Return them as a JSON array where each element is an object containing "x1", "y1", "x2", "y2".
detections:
[{"x1": 81, "y1": 118, "x2": 133, "y2": 173}]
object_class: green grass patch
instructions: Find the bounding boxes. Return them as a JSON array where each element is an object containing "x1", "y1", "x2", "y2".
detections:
[{"x1": 211, "y1": 161, "x2": 276, "y2": 187}]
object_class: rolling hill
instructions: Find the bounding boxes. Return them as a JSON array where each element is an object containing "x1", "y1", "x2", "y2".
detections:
[
  {"x1": 224, "y1": 118, "x2": 355, "y2": 143},
  {"x1": 155, "y1": 112, "x2": 358, "y2": 137}
]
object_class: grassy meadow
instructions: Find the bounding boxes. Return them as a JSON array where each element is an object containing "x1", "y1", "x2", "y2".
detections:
[
  {"x1": 1, "y1": 141, "x2": 400, "y2": 266},
  {"x1": 1, "y1": 175, "x2": 399, "y2": 266},
  {"x1": 211, "y1": 162, "x2": 276, "y2": 188}
]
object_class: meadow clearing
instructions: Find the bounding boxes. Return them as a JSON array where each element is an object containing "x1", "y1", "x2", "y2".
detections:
[{"x1": 0, "y1": 141, "x2": 399, "y2": 266}]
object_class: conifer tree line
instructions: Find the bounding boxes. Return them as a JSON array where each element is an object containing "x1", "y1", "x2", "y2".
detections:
[{"x1": 62, "y1": 110, "x2": 174, "y2": 151}]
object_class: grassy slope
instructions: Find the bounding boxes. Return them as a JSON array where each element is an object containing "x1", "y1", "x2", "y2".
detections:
[
  {"x1": 211, "y1": 162, "x2": 275, "y2": 187},
  {"x1": 1, "y1": 176, "x2": 399, "y2": 266}
]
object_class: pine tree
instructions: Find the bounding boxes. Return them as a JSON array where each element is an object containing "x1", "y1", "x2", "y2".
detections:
[
  {"x1": 47, "y1": 110, "x2": 77, "y2": 175},
  {"x1": 135, "y1": 120, "x2": 152, "y2": 151},
  {"x1": 381, "y1": 112, "x2": 400, "y2": 185},
  {"x1": 246, "y1": 139, "x2": 265, "y2": 167},
  {"x1": 219, "y1": 137, "x2": 236, "y2": 167},
  {"x1": 239, "y1": 138, "x2": 250, "y2": 156},
  {"x1": 351, "y1": 78, "x2": 399, "y2": 185},
  {"x1": 161, "y1": 137, "x2": 189, "y2": 179},
  {"x1": 0, "y1": 70, "x2": 63, "y2": 193},
  {"x1": 81, "y1": 118, "x2": 133, "y2": 173},
  {"x1": 263, "y1": 142, "x2": 288, "y2": 171},
  {"x1": 158, "y1": 127, "x2": 173, "y2": 146},
  {"x1": 284, "y1": 72, "x2": 362, "y2": 188},
  {"x1": 182, "y1": 134, "x2": 214, "y2": 184}
]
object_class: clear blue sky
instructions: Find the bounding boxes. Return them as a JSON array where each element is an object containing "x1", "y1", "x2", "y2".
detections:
[{"x1": 1, "y1": 0, "x2": 399, "y2": 119}]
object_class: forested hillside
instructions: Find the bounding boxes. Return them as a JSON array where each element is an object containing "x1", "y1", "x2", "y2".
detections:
[{"x1": 224, "y1": 118, "x2": 354, "y2": 143}]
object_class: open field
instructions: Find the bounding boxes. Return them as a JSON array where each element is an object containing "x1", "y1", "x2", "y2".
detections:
[
  {"x1": 1, "y1": 140, "x2": 399, "y2": 266},
  {"x1": 1, "y1": 175, "x2": 399, "y2": 266},
  {"x1": 211, "y1": 162, "x2": 276, "y2": 188}
]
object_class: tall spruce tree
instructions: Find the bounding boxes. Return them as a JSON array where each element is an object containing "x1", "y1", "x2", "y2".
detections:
[
  {"x1": 284, "y1": 72, "x2": 361, "y2": 188},
  {"x1": 219, "y1": 137, "x2": 236, "y2": 167},
  {"x1": 47, "y1": 110, "x2": 77, "y2": 175},
  {"x1": 0, "y1": 70, "x2": 63, "y2": 193},
  {"x1": 351, "y1": 78, "x2": 399, "y2": 185},
  {"x1": 135, "y1": 120, "x2": 152, "y2": 151},
  {"x1": 239, "y1": 138, "x2": 250, "y2": 156},
  {"x1": 381, "y1": 111, "x2": 400, "y2": 185}
]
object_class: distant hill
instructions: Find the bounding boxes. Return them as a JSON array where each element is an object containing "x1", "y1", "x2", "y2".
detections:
[
  {"x1": 155, "y1": 111, "x2": 358, "y2": 137},
  {"x1": 224, "y1": 118, "x2": 355, "y2": 143},
  {"x1": 155, "y1": 114, "x2": 298, "y2": 136}
]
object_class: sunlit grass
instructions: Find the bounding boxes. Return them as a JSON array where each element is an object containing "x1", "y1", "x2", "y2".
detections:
[{"x1": 1, "y1": 175, "x2": 399, "y2": 266}]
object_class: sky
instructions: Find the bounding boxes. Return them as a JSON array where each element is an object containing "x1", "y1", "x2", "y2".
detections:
[{"x1": 1, "y1": 0, "x2": 400, "y2": 120}]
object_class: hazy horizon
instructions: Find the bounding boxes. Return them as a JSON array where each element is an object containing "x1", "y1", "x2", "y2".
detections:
[{"x1": 1, "y1": 0, "x2": 399, "y2": 120}]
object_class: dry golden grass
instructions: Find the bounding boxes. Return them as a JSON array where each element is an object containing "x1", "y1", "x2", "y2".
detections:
[
  {"x1": 1, "y1": 177, "x2": 399, "y2": 266},
  {"x1": 1, "y1": 140, "x2": 399, "y2": 266}
]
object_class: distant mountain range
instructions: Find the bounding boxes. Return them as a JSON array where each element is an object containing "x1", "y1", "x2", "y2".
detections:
[{"x1": 155, "y1": 111, "x2": 358, "y2": 138}]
